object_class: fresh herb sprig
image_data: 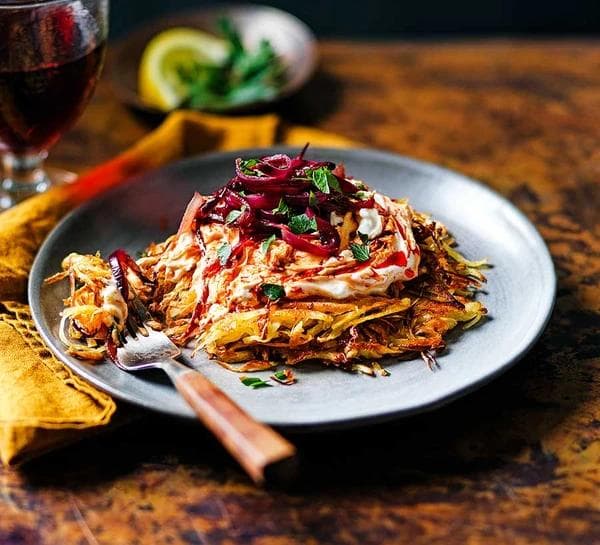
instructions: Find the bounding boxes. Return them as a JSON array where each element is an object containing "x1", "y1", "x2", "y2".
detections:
[
  {"x1": 178, "y1": 18, "x2": 286, "y2": 111},
  {"x1": 288, "y1": 213, "x2": 317, "y2": 235},
  {"x1": 273, "y1": 198, "x2": 290, "y2": 217},
  {"x1": 240, "y1": 376, "x2": 272, "y2": 389},
  {"x1": 216, "y1": 242, "x2": 232, "y2": 265},
  {"x1": 350, "y1": 232, "x2": 371, "y2": 262},
  {"x1": 308, "y1": 166, "x2": 341, "y2": 194},
  {"x1": 261, "y1": 283, "x2": 285, "y2": 301},
  {"x1": 225, "y1": 206, "x2": 246, "y2": 224},
  {"x1": 261, "y1": 234, "x2": 276, "y2": 255}
]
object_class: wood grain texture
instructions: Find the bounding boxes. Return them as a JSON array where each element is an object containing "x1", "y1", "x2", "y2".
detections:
[
  {"x1": 174, "y1": 369, "x2": 296, "y2": 484},
  {"x1": 1, "y1": 40, "x2": 599, "y2": 545}
]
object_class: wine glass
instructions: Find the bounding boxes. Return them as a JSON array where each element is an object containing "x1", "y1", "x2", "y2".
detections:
[{"x1": 0, "y1": 0, "x2": 108, "y2": 209}]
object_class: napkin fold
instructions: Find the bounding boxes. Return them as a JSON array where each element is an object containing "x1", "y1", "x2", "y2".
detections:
[{"x1": 0, "y1": 111, "x2": 353, "y2": 465}]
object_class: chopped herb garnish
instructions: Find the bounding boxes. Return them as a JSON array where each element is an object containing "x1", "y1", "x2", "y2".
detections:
[
  {"x1": 271, "y1": 369, "x2": 296, "y2": 385},
  {"x1": 261, "y1": 283, "x2": 285, "y2": 300},
  {"x1": 288, "y1": 213, "x2": 318, "y2": 234},
  {"x1": 355, "y1": 190, "x2": 372, "y2": 200},
  {"x1": 261, "y1": 234, "x2": 276, "y2": 255},
  {"x1": 136, "y1": 250, "x2": 148, "y2": 259},
  {"x1": 239, "y1": 158, "x2": 258, "y2": 175},
  {"x1": 354, "y1": 181, "x2": 367, "y2": 190},
  {"x1": 216, "y1": 242, "x2": 232, "y2": 265},
  {"x1": 309, "y1": 190, "x2": 318, "y2": 207},
  {"x1": 308, "y1": 166, "x2": 341, "y2": 194},
  {"x1": 240, "y1": 376, "x2": 272, "y2": 389},
  {"x1": 350, "y1": 234, "x2": 370, "y2": 262},
  {"x1": 225, "y1": 208, "x2": 243, "y2": 224},
  {"x1": 273, "y1": 198, "x2": 290, "y2": 217}
]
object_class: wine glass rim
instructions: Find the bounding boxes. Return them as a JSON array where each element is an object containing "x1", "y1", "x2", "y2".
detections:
[{"x1": 0, "y1": 0, "x2": 81, "y2": 8}]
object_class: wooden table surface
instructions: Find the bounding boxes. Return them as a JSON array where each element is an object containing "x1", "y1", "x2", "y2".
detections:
[{"x1": 2, "y1": 40, "x2": 599, "y2": 545}]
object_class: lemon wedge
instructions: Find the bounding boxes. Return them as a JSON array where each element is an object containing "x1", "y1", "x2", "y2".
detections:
[{"x1": 138, "y1": 27, "x2": 229, "y2": 111}]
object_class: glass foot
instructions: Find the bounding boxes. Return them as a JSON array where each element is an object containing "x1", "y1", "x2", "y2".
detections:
[{"x1": 0, "y1": 166, "x2": 77, "y2": 210}]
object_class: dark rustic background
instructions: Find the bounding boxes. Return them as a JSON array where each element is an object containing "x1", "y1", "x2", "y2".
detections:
[{"x1": 110, "y1": 0, "x2": 599, "y2": 38}]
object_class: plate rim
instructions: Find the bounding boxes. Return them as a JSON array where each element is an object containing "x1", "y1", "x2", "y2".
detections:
[{"x1": 29, "y1": 146, "x2": 556, "y2": 431}]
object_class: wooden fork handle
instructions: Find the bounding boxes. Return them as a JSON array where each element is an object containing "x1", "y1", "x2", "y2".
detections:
[{"x1": 166, "y1": 363, "x2": 296, "y2": 484}]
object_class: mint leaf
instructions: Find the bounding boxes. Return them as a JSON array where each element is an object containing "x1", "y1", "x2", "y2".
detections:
[
  {"x1": 289, "y1": 213, "x2": 317, "y2": 234},
  {"x1": 308, "y1": 166, "x2": 340, "y2": 194},
  {"x1": 350, "y1": 241, "x2": 370, "y2": 262},
  {"x1": 273, "y1": 198, "x2": 290, "y2": 217},
  {"x1": 261, "y1": 234, "x2": 276, "y2": 255},
  {"x1": 216, "y1": 242, "x2": 232, "y2": 265},
  {"x1": 240, "y1": 376, "x2": 272, "y2": 389},
  {"x1": 261, "y1": 283, "x2": 285, "y2": 300}
]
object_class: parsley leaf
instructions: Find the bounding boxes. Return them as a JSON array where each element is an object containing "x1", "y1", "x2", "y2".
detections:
[
  {"x1": 308, "y1": 166, "x2": 341, "y2": 194},
  {"x1": 350, "y1": 238, "x2": 370, "y2": 262},
  {"x1": 240, "y1": 376, "x2": 272, "y2": 389},
  {"x1": 226, "y1": 209, "x2": 243, "y2": 224},
  {"x1": 216, "y1": 242, "x2": 232, "y2": 265},
  {"x1": 288, "y1": 213, "x2": 317, "y2": 234},
  {"x1": 261, "y1": 234, "x2": 276, "y2": 255},
  {"x1": 273, "y1": 198, "x2": 290, "y2": 217},
  {"x1": 261, "y1": 283, "x2": 285, "y2": 300},
  {"x1": 239, "y1": 158, "x2": 258, "y2": 175}
]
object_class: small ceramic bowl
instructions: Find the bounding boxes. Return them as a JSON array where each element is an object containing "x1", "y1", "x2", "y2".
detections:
[{"x1": 108, "y1": 4, "x2": 318, "y2": 115}]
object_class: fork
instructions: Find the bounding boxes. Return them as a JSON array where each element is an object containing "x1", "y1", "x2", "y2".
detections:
[{"x1": 113, "y1": 297, "x2": 297, "y2": 485}]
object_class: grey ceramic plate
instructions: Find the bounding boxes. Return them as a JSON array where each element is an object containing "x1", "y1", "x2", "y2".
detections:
[
  {"x1": 29, "y1": 147, "x2": 555, "y2": 431},
  {"x1": 109, "y1": 5, "x2": 317, "y2": 114}
]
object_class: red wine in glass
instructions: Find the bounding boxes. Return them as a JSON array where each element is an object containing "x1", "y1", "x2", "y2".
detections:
[
  {"x1": 0, "y1": 0, "x2": 109, "y2": 209},
  {"x1": 0, "y1": 43, "x2": 105, "y2": 154}
]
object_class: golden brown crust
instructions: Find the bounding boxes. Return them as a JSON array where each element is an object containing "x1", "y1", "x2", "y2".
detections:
[{"x1": 47, "y1": 211, "x2": 486, "y2": 371}]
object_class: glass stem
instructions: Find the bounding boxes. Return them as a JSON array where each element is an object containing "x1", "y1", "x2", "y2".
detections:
[{"x1": 2, "y1": 150, "x2": 50, "y2": 196}]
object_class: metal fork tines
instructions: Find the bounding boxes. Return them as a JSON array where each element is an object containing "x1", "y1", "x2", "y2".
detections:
[
  {"x1": 112, "y1": 292, "x2": 297, "y2": 485},
  {"x1": 116, "y1": 321, "x2": 181, "y2": 371}
]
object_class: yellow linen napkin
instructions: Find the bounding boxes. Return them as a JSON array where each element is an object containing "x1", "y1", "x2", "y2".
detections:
[{"x1": 0, "y1": 111, "x2": 353, "y2": 465}]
